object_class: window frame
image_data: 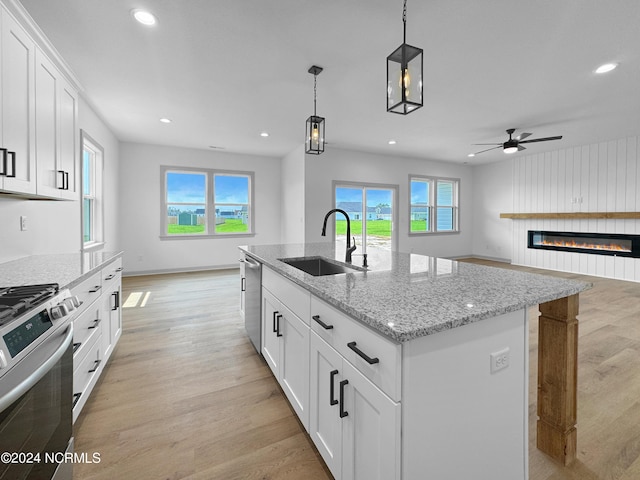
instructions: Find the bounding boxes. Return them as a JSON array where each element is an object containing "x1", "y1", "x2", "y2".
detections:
[
  {"x1": 81, "y1": 130, "x2": 104, "y2": 251},
  {"x1": 160, "y1": 166, "x2": 255, "y2": 239},
  {"x1": 408, "y1": 175, "x2": 460, "y2": 235}
]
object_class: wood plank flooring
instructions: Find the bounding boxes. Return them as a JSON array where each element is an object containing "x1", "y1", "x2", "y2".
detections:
[{"x1": 72, "y1": 262, "x2": 640, "y2": 480}]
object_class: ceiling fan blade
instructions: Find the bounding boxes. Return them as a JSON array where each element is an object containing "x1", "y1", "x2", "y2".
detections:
[
  {"x1": 519, "y1": 135, "x2": 563, "y2": 144},
  {"x1": 515, "y1": 132, "x2": 532, "y2": 141},
  {"x1": 472, "y1": 146, "x2": 502, "y2": 155},
  {"x1": 472, "y1": 143, "x2": 502, "y2": 146},
  {"x1": 518, "y1": 145, "x2": 526, "y2": 151}
]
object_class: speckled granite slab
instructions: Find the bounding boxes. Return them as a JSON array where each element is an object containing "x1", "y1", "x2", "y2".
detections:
[
  {"x1": 0, "y1": 251, "x2": 123, "y2": 290},
  {"x1": 239, "y1": 243, "x2": 592, "y2": 343}
]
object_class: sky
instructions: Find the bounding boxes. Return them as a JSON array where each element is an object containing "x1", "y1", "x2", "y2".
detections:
[
  {"x1": 167, "y1": 172, "x2": 249, "y2": 204},
  {"x1": 336, "y1": 187, "x2": 393, "y2": 207}
]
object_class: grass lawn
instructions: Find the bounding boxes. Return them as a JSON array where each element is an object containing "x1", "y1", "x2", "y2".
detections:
[
  {"x1": 167, "y1": 219, "x2": 247, "y2": 234},
  {"x1": 335, "y1": 220, "x2": 391, "y2": 237}
]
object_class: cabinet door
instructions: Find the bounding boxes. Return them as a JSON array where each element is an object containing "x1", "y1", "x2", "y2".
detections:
[
  {"x1": 1, "y1": 10, "x2": 35, "y2": 194},
  {"x1": 239, "y1": 257, "x2": 245, "y2": 319},
  {"x1": 342, "y1": 361, "x2": 401, "y2": 480},
  {"x1": 109, "y1": 281, "x2": 122, "y2": 351},
  {"x1": 279, "y1": 305, "x2": 310, "y2": 431},
  {"x1": 310, "y1": 332, "x2": 344, "y2": 480},
  {"x1": 34, "y1": 49, "x2": 60, "y2": 197},
  {"x1": 261, "y1": 288, "x2": 280, "y2": 378},
  {"x1": 57, "y1": 77, "x2": 78, "y2": 199},
  {"x1": 101, "y1": 292, "x2": 113, "y2": 360}
]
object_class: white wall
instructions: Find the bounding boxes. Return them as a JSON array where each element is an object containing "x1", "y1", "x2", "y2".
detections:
[
  {"x1": 280, "y1": 145, "x2": 305, "y2": 243},
  {"x1": 471, "y1": 158, "x2": 512, "y2": 261},
  {"x1": 118, "y1": 142, "x2": 282, "y2": 274},
  {"x1": 303, "y1": 147, "x2": 473, "y2": 258},
  {"x1": 0, "y1": 98, "x2": 119, "y2": 264}
]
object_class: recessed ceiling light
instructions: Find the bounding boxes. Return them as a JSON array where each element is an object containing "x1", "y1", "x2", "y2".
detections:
[
  {"x1": 132, "y1": 9, "x2": 157, "y2": 26},
  {"x1": 467, "y1": 153, "x2": 475, "y2": 157},
  {"x1": 388, "y1": 140, "x2": 397, "y2": 145},
  {"x1": 159, "y1": 118, "x2": 171, "y2": 123},
  {"x1": 595, "y1": 62, "x2": 618, "y2": 74},
  {"x1": 260, "y1": 132, "x2": 269, "y2": 137}
]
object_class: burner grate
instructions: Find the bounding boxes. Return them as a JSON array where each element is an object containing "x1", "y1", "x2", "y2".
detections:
[{"x1": 0, "y1": 284, "x2": 59, "y2": 325}]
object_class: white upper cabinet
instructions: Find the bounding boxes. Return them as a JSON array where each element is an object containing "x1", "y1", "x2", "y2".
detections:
[
  {"x1": 0, "y1": 8, "x2": 36, "y2": 194},
  {"x1": 0, "y1": 3, "x2": 78, "y2": 200},
  {"x1": 34, "y1": 49, "x2": 78, "y2": 199}
]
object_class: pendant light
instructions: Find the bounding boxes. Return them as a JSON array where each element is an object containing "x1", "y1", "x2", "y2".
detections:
[
  {"x1": 306, "y1": 66, "x2": 325, "y2": 155},
  {"x1": 387, "y1": 0, "x2": 423, "y2": 114}
]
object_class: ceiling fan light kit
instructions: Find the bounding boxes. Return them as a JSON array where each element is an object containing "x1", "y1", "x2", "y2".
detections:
[
  {"x1": 387, "y1": 0, "x2": 423, "y2": 115},
  {"x1": 305, "y1": 65, "x2": 325, "y2": 155}
]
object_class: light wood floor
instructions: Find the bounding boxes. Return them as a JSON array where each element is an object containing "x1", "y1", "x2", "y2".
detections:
[{"x1": 72, "y1": 261, "x2": 640, "y2": 480}]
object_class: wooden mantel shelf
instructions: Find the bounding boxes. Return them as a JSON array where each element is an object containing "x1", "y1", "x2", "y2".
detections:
[{"x1": 500, "y1": 212, "x2": 640, "y2": 220}]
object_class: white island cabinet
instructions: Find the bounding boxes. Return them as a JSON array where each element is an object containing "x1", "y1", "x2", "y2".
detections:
[{"x1": 242, "y1": 244, "x2": 591, "y2": 479}]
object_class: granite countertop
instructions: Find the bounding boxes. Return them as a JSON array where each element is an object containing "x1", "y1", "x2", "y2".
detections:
[
  {"x1": 240, "y1": 243, "x2": 592, "y2": 343},
  {"x1": 0, "y1": 251, "x2": 123, "y2": 290}
]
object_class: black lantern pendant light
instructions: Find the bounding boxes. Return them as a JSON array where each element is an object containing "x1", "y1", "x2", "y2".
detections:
[
  {"x1": 387, "y1": 0, "x2": 423, "y2": 114},
  {"x1": 306, "y1": 65, "x2": 325, "y2": 155}
]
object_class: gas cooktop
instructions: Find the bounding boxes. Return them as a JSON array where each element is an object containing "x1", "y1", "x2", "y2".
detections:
[{"x1": 0, "y1": 284, "x2": 59, "y2": 326}]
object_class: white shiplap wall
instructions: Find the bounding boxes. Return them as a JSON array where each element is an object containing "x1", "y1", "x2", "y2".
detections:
[{"x1": 511, "y1": 136, "x2": 640, "y2": 282}]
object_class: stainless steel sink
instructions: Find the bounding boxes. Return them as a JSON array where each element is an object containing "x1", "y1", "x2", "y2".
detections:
[{"x1": 279, "y1": 256, "x2": 364, "y2": 276}]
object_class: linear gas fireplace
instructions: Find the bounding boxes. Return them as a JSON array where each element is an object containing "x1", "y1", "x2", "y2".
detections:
[{"x1": 528, "y1": 231, "x2": 640, "y2": 258}]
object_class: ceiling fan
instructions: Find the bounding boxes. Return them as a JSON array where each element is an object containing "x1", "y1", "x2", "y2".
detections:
[{"x1": 472, "y1": 128, "x2": 563, "y2": 156}]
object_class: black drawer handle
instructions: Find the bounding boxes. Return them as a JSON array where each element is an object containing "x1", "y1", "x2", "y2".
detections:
[
  {"x1": 5, "y1": 152, "x2": 16, "y2": 177},
  {"x1": 112, "y1": 291, "x2": 120, "y2": 310},
  {"x1": 276, "y1": 314, "x2": 283, "y2": 337},
  {"x1": 0, "y1": 148, "x2": 6, "y2": 176},
  {"x1": 312, "y1": 315, "x2": 333, "y2": 330},
  {"x1": 329, "y1": 369, "x2": 339, "y2": 406},
  {"x1": 73, "y1": 342, "x2": 81, "y2": 353},
  {"x1": 115, "y1": 267, "x2": 123, "y2": 272},
  {"x1": 72, "y1": 392, "x2": 82, "y2": 408},
  {"x1": 105, "y1": 274, "x2": 115, "y2": 281},
  {"x1": 347, "y1": 341, "x2": 379, "y2": 365},
  {"x1": 89, "y1": 285, "x2": 102, "y2": 293},
  {"x1": 88, "y1": 359, "x2": 102, "y2": 373},
  {"x1": 241, "y1": 277, "x2": 246, "y2": 292},
  {"x1": 87, "y1": 318, "x2": 101, "y2": 329},
  {"x1": 339, "y1": 379, "x2": 349, "y2": 418},
  {"x1": 272, "y1": 311, "x2": 279, "y2": 333}
]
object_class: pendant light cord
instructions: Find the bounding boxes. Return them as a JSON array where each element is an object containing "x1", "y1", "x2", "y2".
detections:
[
  {"x1": 402, "y1": 0, "x2": 407, "y2": 44},
  {"x1": 313, "y1": 73, "x2": 317, "y2": 117}
]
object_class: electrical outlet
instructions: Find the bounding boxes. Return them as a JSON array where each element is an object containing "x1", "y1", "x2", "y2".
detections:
[
  {"x1": 20, "y1": 216, "x2": 27, "y2": 231},
  {"x1": 490, "y1": 347, "x2": 510, "y2": 374}
]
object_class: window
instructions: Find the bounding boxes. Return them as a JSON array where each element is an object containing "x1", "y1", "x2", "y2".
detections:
[
  {"x1": 81, "y1": 131, "x2": 104, "y2": 249},
  {"x1": 161, "y1": 166, "x2": 253, "y2": 237},
  {"x1": 409, "y1": 176, "x2": 459, "y2": 233},
  {"x1": 334, "y1": 182, "x2": 397, "y2": 255}
]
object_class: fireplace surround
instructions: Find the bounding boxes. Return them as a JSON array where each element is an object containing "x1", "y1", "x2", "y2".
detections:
[{"x1": 528, "y1": 231, "x2": 640, "y2": 258}]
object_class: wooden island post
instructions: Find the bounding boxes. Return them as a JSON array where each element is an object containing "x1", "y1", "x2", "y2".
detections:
[{"x1": 537, "y1": 293, "x2": 579, "y2": 465}]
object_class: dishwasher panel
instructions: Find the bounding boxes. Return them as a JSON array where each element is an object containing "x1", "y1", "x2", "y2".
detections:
[{"x1": 243, "y1": 255, "x2": 262, "y2": 354}]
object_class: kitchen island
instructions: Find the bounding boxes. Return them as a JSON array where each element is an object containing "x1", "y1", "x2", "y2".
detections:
[{"x1": 240, "y1": 243, "x2": 591, "y2": 480}]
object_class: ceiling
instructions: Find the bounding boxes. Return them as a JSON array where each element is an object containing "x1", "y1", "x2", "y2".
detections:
[{"x1": 18, "y1": 0, "x2": 640, "y2": 164}]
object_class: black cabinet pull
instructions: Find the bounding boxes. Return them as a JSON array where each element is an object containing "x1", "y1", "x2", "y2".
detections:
[
  {"x1": 329, "y1": 369, "x2": 339, "y2": 406},
  {"x1": 347, "y1": 341, "x2": 379, "y2": 364},
  {"x1": 241, "y1": 277, "x2": 246, "y2": 292},
  {"x1": 0, "y1": 148, "x2": 6, "y2": 176},
  {"x1": 89, "y1": 285, "x2": 102, "y2": 293},
  {"x1": 73, "y1": 342, "x2": 81, "y2": 353},
  {"x1": 87, "y1": 318, "x2": 101, "y2": 329},
  {"x1": 312, "y1": 314, "x2": 333, "y2": 330},
  {"x1": 105, "y1": 274, "x2": 115, "y2": 281},
  {"x1": 57, "y1": 170, "x2": 65, "y2": 189},
  {"x1": 112, "y1": 291, "x2": 120, "y2": 310},
  {"x1": 276, "y1": 314, "x2": 283, "y2": 337},
  {"x1": 6, "y1": 152, "x2": 15, "y2": 177},
  {"x1": 339, "y1": 379, "x2": 349, "y2": 418},
  {"x1": 88, "y1": 359, "x2": 102, "y2": 373},
  {"x1": 115, "y1": 267, "x2": 123, "y2": 272},
  {"x1": 72, "y1": 392, "x2": 82, "y2": 408},
  {"x1": 272, "y1": 311, "x2": 279, "y2": 333},
  {"x1": 65, "y1": 171, "x2": 69, "y2": 190}
]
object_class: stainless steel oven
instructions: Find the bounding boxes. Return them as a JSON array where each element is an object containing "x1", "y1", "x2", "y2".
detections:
[{"x1": 0, "y1": 285, "x2": 79, "y2": 480}]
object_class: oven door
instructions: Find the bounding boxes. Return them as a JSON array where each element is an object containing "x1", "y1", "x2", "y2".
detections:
[{"x1": 0, "y1": 322, "x2": 73, "y2": 480}]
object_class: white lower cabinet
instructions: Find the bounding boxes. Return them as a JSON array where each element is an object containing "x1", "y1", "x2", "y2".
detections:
[
  {"x1": 70, "y1": 257, "x2": 123, "y2": 422},
  {"x1": 310, "y1": 332, "x2": 400, "y2": 480},
  {"x1": 262, "y1": 286, "x2": 310, "y2": 430}
]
